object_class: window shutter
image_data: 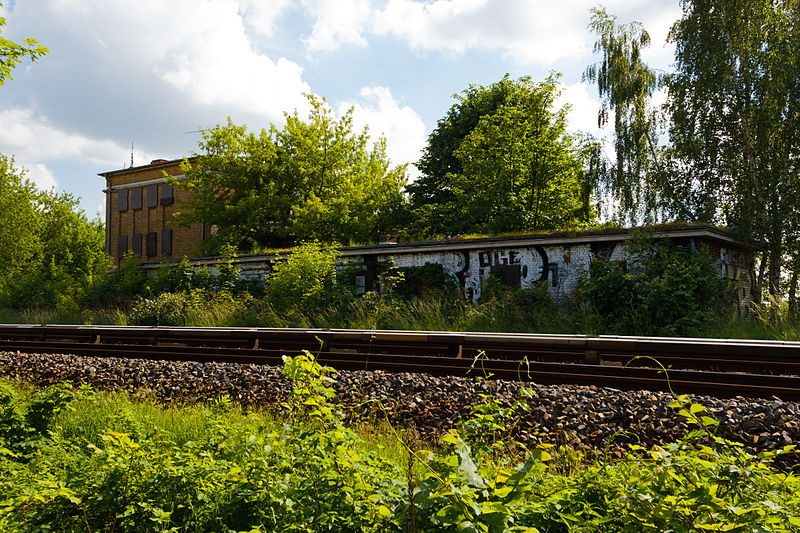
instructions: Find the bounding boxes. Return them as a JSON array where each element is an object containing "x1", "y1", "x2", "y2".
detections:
[
  {"x1": 162, "y1": 229, "x2": 173, "y2": 255},
  {"x1": 160, "y1": 182, "x2": 174, "y2": 205},
  {"x1": 118, "y1": 190, "x2": 128, "y2": 211},
  {"x1": 131, "y1": 188, "x2": 143, "y2": 210},
  {"x1": 146, "y1": 232, "x2": 157, "y2": 257},
  {"x1": 117, "y1": 235, "x2": 128, "y2": 257},
  {"x1": 132, "y1": 234, "x2": 143, "y2": 256},
  {"x1": 147, "y1": 185, "x2": 158, "y2": 207}
]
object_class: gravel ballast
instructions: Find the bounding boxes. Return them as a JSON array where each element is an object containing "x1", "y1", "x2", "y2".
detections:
[{"x1": 0, "y1": 351, "x2": 797, "y2": 457}]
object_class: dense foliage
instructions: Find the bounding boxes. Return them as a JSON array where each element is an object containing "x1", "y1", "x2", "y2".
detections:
[
  {"x1": 408, "y1": 76, "x2": 596, "y2": 237},
  {"x1": 580, "y1": 240, "x2": 735, "y2": 336},
  {"x1": 0, "y1": 155, "x2": 109, "y2": 312},
  {"x1": 666, "y1": 0, "x2": 800, "y2": 305},
  {"x1": 29, "y1": 238, "x2": 740, "y2": 341},
  {"x1": 0, "y1": 356, "x2": 796, "y2": 531},
  {"x1": 585, "y1": 2, "x2": 800, "y2": 306},
  {"x1": 173, "y1": 95, "x2": 407, "y2": 253},
  {"x1": 264, "y1": 241, "x2": 350, "y2": 313}
]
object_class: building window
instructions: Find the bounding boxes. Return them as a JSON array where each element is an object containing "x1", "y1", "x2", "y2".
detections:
[
  {"x1": 160, "y1": 182, "x2": 174, "y2": 205},
  {"x1": 131, "y1": 187, "x2": 143, "y2": 210},
  {"x1": 162, "y1": 229, "x2": 172, "y2": 255},
  {"x1": 132, "y1": 234, "x2": 143, "y2": 256},
  {"x1": 147, "y1": 185, "x2": 158, "y2": 208},
  {"x1": 146, "y1": 232, "x2": 157, "y2": 257},
  {"x1": 117, "y1": 235, "x2": 128, "y2": 258},
  {"x1": 118, "y1": 190, "x2": 128, "y2": 211}
]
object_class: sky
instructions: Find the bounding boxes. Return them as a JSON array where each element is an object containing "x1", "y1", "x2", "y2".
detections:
[{"x1": 0, "y1": 0, "x2": 682, "y2": 219}]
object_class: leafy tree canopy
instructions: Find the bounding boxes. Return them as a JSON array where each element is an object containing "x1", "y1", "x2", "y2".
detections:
[
  {"x1": 175, "y1": 95, "x2": 408, "y2": 253},
  {"x1": 666, "y1": 0, "x2": 800, "y2": 301},
  {"x1": 0, "y1": 1, "x2": 47, "y2": 85},
  {"x1": 0, "y1": 155, "x2": 109, "y2": 309},
  {"x1": 408, "y1": 74, "x2": 597, "y2": 236},
  {"x1": 585, "y1": 2, "x2": 799, "y2": 303},
  {"x1": 584, "y1": 7, "x2": 667, "y2": 223}
]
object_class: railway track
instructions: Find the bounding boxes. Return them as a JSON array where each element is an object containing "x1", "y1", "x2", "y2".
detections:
[{"x1": 0, "y1": 324, "x2": 798, "y2": 401}]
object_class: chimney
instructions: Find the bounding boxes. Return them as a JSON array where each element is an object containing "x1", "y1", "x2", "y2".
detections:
[{"x1": 150, "y1": 159, "x2": 168, "y2": 165}]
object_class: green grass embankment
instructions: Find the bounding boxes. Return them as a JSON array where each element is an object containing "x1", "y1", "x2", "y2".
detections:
[{"x1": 0, "y1": 353, "x2": 796, "y2": 532}]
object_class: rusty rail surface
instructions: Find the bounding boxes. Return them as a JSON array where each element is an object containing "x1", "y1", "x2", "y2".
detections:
[{"x1": 0, "y1": 324, "x2": 798, "y2": 400}]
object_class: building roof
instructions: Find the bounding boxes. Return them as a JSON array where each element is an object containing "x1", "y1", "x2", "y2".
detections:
[
  {"x1": 98, "y1": 156, "x2": 198, "y2": 179},
  {"x1": 138, "y1": 224, "x2": 753, "y2": 269}
]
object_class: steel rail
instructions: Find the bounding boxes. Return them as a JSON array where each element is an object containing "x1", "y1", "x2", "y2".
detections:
[{"x1": 0, "y1": 324, "x2": 798, "y2": 400}]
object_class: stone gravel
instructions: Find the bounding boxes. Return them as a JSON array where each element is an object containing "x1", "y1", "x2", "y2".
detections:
[{"x1": 0, "y1": 351, "x2": 797, "y2": 459}]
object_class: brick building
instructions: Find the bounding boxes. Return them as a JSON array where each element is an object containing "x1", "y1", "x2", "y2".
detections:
[{"x1": 100, "y1": 157, "x2": 202, "y2": 265}]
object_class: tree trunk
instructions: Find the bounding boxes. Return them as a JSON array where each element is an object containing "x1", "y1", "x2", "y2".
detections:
[
  {"x1": 768, "y1": 240, "x2": 783, "y2": 321},
  {"x1": 788, "y1": 255, "x2": 799, "y2": 320},
  {"x1": 755, "y1": 251, "x2": 768, "y2": 306}
]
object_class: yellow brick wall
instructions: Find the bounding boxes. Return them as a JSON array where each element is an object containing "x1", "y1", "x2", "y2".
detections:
[{"x1": 101, "y1": 158, "x2": 205, "y2": 265}]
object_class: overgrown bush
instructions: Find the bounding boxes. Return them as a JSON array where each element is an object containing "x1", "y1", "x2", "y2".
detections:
[
  {"x1": 580, "y1": 239, "x2": 735, "y2": 336},
  {"x1": 0, "y1": 359, "x2": 797, "y2": 531},
  {"x1": 265, "y1": 241, "x2": 354, "y2": 312},
  {"x1": 128, "y1": 292, "x2": 200, "y2": 326},
  {"x1": 394, "y1": 262, "x2": 459, "y2": 301}
]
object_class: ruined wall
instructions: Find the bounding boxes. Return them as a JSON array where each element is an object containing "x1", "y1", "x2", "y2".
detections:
[
  {"x1": 141, "y1": 234, "x2": 755, "y2": 311},
  {"x1": 370, "y1": 239, "x2": 753, "y2": 310},
  {"x1": 385, "y1": 246, "x2": 591, "y2": 301}
]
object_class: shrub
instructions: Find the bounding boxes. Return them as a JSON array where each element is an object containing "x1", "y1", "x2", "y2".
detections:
[
  {"x1": 580, "y1": 239, "x2": 735, "y2": 336},
  {"x1": 394, "y1": 262, "x2": 459, "y2": 301},
  {"x1": 128, "y1": 292, "x2": 201, "y2": 326},
  {"x1": 265, "y1": 241, "x2": 345, "y2": 312}
]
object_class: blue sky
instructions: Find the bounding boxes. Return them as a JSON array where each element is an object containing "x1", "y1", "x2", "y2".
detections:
[{"x1": 0, "y1": 0, "x2": 680, "y2": 218}]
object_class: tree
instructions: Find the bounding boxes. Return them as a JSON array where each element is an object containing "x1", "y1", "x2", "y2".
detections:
[
  {"x1": 409, "y1": 75, "x2": 595, "y2": 236},
  {"x1": 583, "y1": 7, "x2": 668, "y2": 223},
  {"x1": 0, "y1": 1, "x2": 48, "y2": 85},
  {"x1": 408, "y1": 76, "x2": 523, "y2": 215},
  {"x1": 0, "y1": 155, "x2": 42, "y2": 283},
  {"x1": 585, "y1": 3, "x2": 800, "y2": 306},
  {"x1": 0, "y1": 155, "x2": 109, "y2": 309},
  {"x1": 175, "y1": 95, "x2": 407, "y2": 252},
  {"x1": 666, "y1": 0, "x2": 800, "y2": 302}
]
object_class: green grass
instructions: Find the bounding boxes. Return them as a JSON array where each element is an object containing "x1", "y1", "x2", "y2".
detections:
[
  {"x1": 4, "y1": 286, "x2": 800, "y2": 342},
  {"x1": 0, "y1": 354, "x2": 798, "y2": 532}
]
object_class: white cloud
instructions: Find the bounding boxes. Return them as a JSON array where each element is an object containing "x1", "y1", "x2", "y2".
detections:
[
  {"x1": 24, "y1": 164, "x2": 59, "y2": 192},
  {"x1": 372, "y1": 0, "x2": 588, "y2": 64},
  {"x1": 557, "y1": 82, "x2": 604, "y2": 137},
  {"x1": 154, "y1": 1, "x2": 311, "y2": 119},
  {"x1": 0, "y1": 108, "x2": 151, "y2": 166},
  {"x1": 283, "y1": 0, "x2": 677, "y2": 68},
  {"x1": 240, "y1": 0, "x2": 293, "y2": 36},
  {"x1": 339, "y1": 86, "x2": 427, "y2": 175},
  {"x1": 302, "y1": 0, "x2": 373, "y2": 52},
  {"x1": 39, "y1": 0, "x2": 311, "y2": 123},
  {"x1": 0, "y1": 107, "x2": 161, "y2": 192}
]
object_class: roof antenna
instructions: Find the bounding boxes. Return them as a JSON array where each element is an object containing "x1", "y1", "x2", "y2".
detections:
[{"x1": 130, "y1": 142, "x2": 134, "y2": 168}]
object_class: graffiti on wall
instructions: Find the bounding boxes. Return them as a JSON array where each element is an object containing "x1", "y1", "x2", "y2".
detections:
[{"x1": 463, "y1": 246, "x2": 550, "y2": 300}]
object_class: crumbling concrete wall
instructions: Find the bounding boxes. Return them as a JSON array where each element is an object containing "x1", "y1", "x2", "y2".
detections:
[{"x1": 140, "y1": 230, "x2": 755, "y2": 312}]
